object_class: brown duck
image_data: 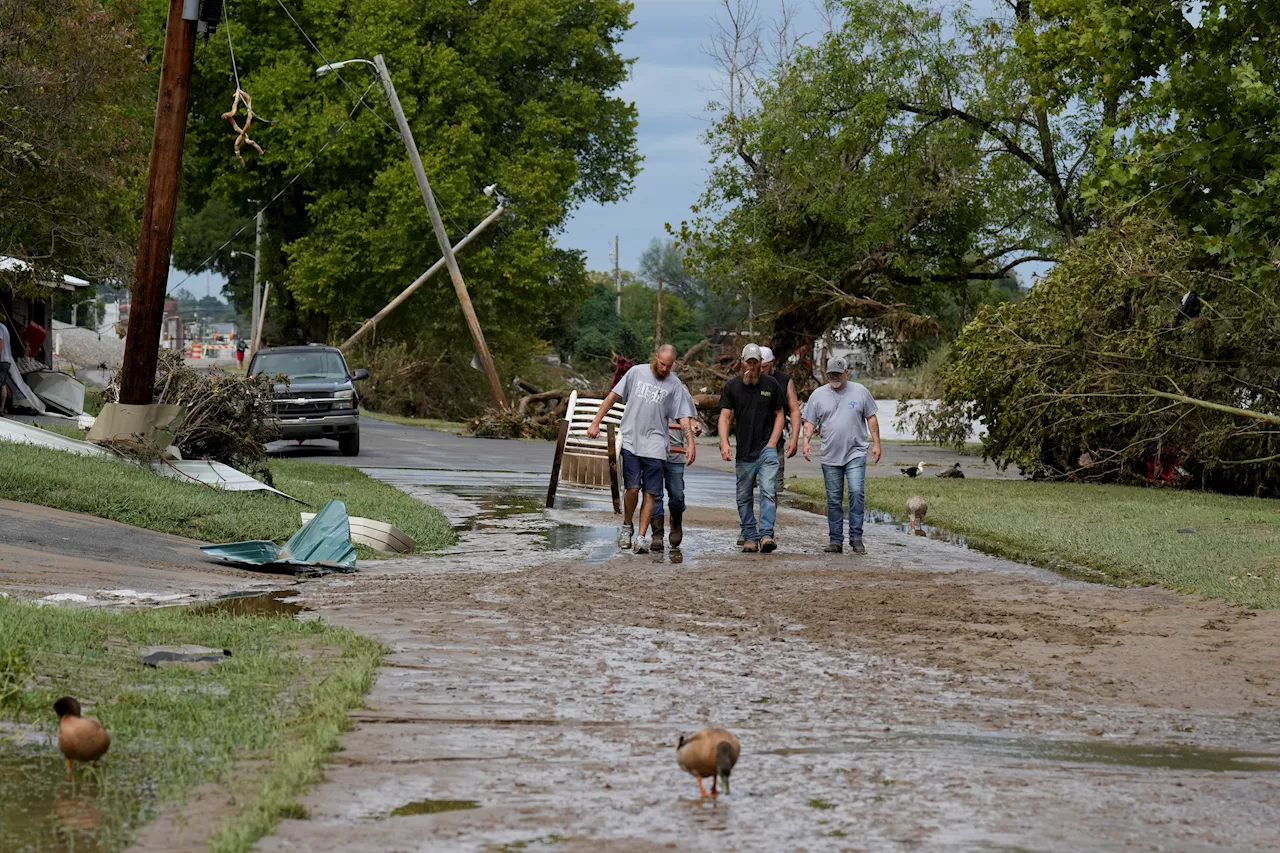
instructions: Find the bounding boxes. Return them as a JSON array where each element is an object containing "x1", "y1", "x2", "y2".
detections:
[
  {"x1": 55, "y1": 696, "x2": 110, "y2": 780},
  {"x1": 676, "y1": 728, "x2": 740, "y2": 797}
]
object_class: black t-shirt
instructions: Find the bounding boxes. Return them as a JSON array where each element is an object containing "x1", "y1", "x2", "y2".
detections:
[
  {"x1": 720, "y1": 374, "x2": 783, "y2": 462},
  {"x1": 772, "y1": 369, "x2": 793, "y2": 413}
]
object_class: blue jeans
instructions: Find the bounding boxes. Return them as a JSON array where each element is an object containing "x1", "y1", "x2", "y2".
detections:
[
  {"x1": 652, "y1": 461, "x2": 685, "y2": 519},
  {"x1": 822, "y1": 458, "x2": 867, "y2": 544},
  {"x1": 735, "y1": 447, "x2": 779, "y2": 542}
]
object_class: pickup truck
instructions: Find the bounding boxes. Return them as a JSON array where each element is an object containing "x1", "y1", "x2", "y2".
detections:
[{"x1": 248, "y1": 344, "x2": 369, "y2": 456}]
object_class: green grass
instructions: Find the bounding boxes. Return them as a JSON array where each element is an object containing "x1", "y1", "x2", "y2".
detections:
[
  {"x1": 790, "y1": 476, "x2": 1280, "y2": 608},
  {"x1": 0, "y1": 443, "x2": 456, "y2": 554},
  {"x1": 0, "y1": 597, "x2": 382, "y2": 853},
  {"x1": 360, "y1": 408, "x2": 467, "y2": 434}
]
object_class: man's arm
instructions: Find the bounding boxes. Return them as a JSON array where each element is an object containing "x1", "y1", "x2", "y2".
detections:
[
  {"x1": 718, "y1": 408, "x2": 733, "y2": 461},
  {"x1": 768, "y1": 406, "x2": 784, "y2": 451},
  {"x1": 586, "y1": 390, "x2": 622, "y2": 439},
  {"x1": 784, "y1": 379, "x2": 801, "y2": 457},
  {"x1": 802, "y1": 419, "x2": 816, "y2": 462},
  {"x1": 866, "y1": 414, "x2": 882, "y2": 464},
  {"x1": 680, "y1": 417, "x2": 696, "y2": 466}
]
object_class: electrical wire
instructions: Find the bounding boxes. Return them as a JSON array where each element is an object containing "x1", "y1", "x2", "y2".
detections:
[
  {"x1": 272, "y1": 0, "x2": 397, "y2": 134},
  {"x1": 223, "y1": 3, "x2": 277, "y2": 124},
  {"x1": 168, "y1": 81, "x2": 379, "y2": 292}
]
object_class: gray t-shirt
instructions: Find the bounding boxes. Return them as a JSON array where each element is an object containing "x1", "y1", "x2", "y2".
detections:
[
  {"x1": 614, "y1": 364, "x2": 695, "y2": 459},
  {"x1": 803, "y1": 382, "x2": 879, "y2": 466}
]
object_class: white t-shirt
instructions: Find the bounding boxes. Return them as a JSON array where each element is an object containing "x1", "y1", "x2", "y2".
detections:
[
  {"x1": 803, "y1": 382, "x2": 879, "y2": 466},
  {"x1": 614, "y1": 364, "x2": 696, "y2": 459}
]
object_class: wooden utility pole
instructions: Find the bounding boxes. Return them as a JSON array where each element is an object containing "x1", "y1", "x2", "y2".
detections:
[
  {"x1": 614, "y1": 235, "x2": 621, "y2": 316},
  {"x1": 655, "y1": 277, "x2": 663, "y2": 346},
  {"x1": 373, "y1": 54, "x2": 505, "y2": 409},
  {"x1": 118, "y1": 0, "x2": 198, "y2": 405},
  {"x1": 249, "y1": 209, "x2": 263, "y2": 360}
]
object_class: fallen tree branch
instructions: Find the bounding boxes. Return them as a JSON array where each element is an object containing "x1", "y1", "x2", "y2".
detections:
[
  {"x1": 1145, "y1": 390, "x2": 1280, "y2": 425},
  {"x1": 516, "y1": 389, "x2": 569, "y2": 416},
  {"x1": 675, "y1": 338, "x2": 711, "y2": 371}
]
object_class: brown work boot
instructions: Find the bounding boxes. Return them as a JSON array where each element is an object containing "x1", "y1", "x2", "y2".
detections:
[
  {"x1": 650, "y1": 516, "x2": 665, "y2": 551},
  {"x1": 742, "y1": 540, "x2": 760, "y2": 553},
  {"x1": 760, "y1": 536, "x2": 777, "y2": 554},
  {"x1": 669, "y1": 511, "x2": 683, "y2": 548}
]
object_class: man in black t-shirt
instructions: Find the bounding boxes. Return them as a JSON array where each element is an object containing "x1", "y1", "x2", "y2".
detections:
[{"x1": 719, "y1": 343, "x2": 784, "y2": 553}]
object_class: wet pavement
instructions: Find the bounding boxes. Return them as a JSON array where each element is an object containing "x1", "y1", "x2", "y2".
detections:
[{"x1": 251, "y1": 468, "x2": 1280, "y2": 852}]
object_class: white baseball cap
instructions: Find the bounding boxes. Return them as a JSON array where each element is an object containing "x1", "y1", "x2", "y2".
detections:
[
  {"x1": 759, "y1": 346, "x2": 775, "y2": 364},
  {"x1": 741, "y1": 343, "x2": 763, "y2": 362}
]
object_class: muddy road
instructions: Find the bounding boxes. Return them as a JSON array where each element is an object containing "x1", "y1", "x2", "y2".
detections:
[{"x1": 252, "y1": 464, "x2": 1280, "y2": 853}]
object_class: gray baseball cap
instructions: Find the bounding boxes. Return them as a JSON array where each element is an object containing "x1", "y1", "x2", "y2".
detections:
[
  {"x1": 826, "y1": 355, "x2": 849, "y2": 374},
  {"x1": 741, "y1": 343, "x2": 763, "y2": 362}
]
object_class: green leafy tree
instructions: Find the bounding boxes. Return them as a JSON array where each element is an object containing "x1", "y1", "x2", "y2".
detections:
[
  {"x1": 0, "y1": 0, "x2": 152, "y2": 290},
  {"x1": 167, "y1": 0, "x2": 639, "y2": 365},
  {"x1": 682, "y1": 0, "x2": 1086, "y2": 359},
  {"x1": 638, "y1": 236, "x2": 745, "y2": 330}
]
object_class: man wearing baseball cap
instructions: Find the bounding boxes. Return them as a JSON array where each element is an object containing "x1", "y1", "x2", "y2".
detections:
[
  {"x1": 719, "y1": 343, "x2": 785, "y2": 553},
  {"x1": 802, "y1": 355, "x2": 881, "y2": 554},
  {"x1": 759, "y1": 345, "x2": 801, "y2": 483}
]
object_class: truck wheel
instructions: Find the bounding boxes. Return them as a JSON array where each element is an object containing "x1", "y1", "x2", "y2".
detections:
[{"x1": 339, "y1": 429, "x2": 360, "y2": 457}]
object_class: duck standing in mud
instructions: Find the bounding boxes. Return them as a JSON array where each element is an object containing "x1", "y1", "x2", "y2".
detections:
[
  {"x1": 906, "y1": 495, "x2": 928, "y2": 534},
  {"x1": 677, "y1": 728, "x2": 740, "y2": 797},
  {"x1": 54, "y1": 696, "x2": 110, "y2": 780}
]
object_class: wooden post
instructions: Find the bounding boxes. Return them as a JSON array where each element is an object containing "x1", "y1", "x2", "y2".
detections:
[
  {"x1": 656, "y1": 277, "x2": 663, "y2": 346},
  {"x1": 118, "y1": 0, "x2": 198, "y2": 404},
  {"x1": 340, "y1": 205, "x2": 504, "y2": 352},
  {"x1": 373, "y1": 54, "x2": 505, "y2": 409},
  {"x1": 607, "y1": 422, "x2": 621, "y2": 514},
  {"x1": 249, "y1": 209, "x2": 263, "y2": 360},
  {"x1": 546, "y1": 419, "x2": 569, "y2": 508}
]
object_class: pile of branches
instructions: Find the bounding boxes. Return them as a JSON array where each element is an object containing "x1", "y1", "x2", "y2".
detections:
[
  {"x1": 467, "y1": 379, "x2": 573, "y2": 440},
  {"x1": 106, "y1": 350, "x2": 279, "y2": 477},
  {"x1": 353, "y1": 342, "x2": 490, "y2": 422},
  {"x1": 918, "y1": 219, "x2": 1280, "y2": 495}
]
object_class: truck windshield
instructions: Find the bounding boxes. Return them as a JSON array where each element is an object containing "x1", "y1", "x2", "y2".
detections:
[{"x1": 251, "y1": 351, "x2": 349, "y2": 380}]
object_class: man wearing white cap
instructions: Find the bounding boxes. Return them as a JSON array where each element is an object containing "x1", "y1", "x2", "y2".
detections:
[
  {"x1": 760, "y1": 345, "x2": 801, "y2": 482},
  {"x1": 719, "y1": 343, "x2": 785, "y2": 553},
  {"x1": 802, "y1": 356, "x2": 881, "y2": 553}
]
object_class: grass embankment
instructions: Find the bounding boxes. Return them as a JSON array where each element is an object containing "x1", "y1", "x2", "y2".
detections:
[
  {"x1": 360, "y1": 408, "x2": 467, "y2": 434},
  {"x1": 790, "y1": 476, "x2": 1280, "y2": 608},
  {"x1": 0, "y1": 443, "x2": 455, "y2": 553},
  {"x1": 0, "y1": 597, "x2": 382, "y2": 853}
]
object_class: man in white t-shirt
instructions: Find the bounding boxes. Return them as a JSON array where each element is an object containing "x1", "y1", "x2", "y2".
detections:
[
  {"x1": 588, "y1": 344, "x2": 697, "y2": 554},
  {"x1": 802, "y1": 356, "x2": 881, "y2": 554}
]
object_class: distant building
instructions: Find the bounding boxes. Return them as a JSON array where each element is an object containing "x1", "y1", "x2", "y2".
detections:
[{"x1": 0, "y1": 256, "x2": 92, "y2": 369}]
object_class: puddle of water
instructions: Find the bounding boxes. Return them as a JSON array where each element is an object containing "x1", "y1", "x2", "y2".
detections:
[
  {"x1": 192, "y1": 589, "x2": 305, "y2": 617},
  {"x1": 387, "y1": 798, "x2": 479, "y2": 817},
  {"x1": 0, "y1": 754, "x2": 155, "y2": 853},
  {"x1": 773, "y1": 733, "x2": 1280, "y2": 773}
]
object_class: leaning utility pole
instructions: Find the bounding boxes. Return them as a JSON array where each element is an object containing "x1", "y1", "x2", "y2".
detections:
[
  {"x1": 373, "y1": 54, "x2": 505, "y2": 409},
  {"x1": 614, "y1": 235, "x2": 621, "y2": 316},
  {"x1": 249, "y1": 209, "x2": 263, "y2": 360},
  {"x1": 118, "y1": 0, "x2": 198, "y2": 404}
]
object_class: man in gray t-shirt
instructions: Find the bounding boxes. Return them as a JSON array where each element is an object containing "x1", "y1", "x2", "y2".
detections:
[
  {"x1": 588, "y1": 344, "x2": 696, "y2": 554},
  {"x1": 802, "y1": 356, "x2": 881, "y2": 554}
]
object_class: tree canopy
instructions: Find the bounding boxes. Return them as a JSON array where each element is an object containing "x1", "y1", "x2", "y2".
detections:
[
  {"x1": 165, "y1": 0, "x2": 640, "y2": 362},
  {"x1": 0, "y1": 0, "x2": 152, "y2": 291}
]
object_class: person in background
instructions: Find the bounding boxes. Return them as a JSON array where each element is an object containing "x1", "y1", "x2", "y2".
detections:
[
  {"x1": 760, "y1": 345, "x2": 801, "y2": 484},
  {"x1": 236, "y1": 337, "x2": 248, "y2": 370},
  {"x1": 719, "y1": 344, "x2": 784, "y2": 553},
  {"x1": 588, "y1": 344, "x2": 696, "y2": 555},
  {"x1": 802, "y1": 356, "x2": 881, "y2": 554},
  {"x1": 657, "y1": 384, "x2": 702, "y2": 551}
]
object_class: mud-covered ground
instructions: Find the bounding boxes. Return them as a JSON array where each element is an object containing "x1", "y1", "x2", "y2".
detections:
[{"x1": 253, "y1": 474, "x2": 1280, "y2": 853}]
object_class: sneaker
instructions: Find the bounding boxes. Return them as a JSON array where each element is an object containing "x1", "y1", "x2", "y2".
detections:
[
  {"x1": 760, "y1": 536, "x2": 777, "y2": 554},
  {"x1": 823, "y1": 543, "x2": 843, "y2": 553},
  {"x1": 850, "y1": 539, "x2": 866, "y2": 554},
  {"x1": 618, "y1": 524, "x2": 634, "y2": 550},
  {"x1": 634, "y1": 539, "x2": 650, "y2": 555},
  {"x1": 742, "y1": 540, "x2": 760, "y2": 553}
]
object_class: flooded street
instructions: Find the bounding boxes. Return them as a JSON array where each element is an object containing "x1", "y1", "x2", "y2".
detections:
[{"x1": 253, "y1": 468, "x2": 1280, "y2": 852}]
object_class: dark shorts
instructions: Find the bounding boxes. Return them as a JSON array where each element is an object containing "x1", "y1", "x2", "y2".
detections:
[{"x1": 621, "y1": 448, "x2": 665, "y2": 496}]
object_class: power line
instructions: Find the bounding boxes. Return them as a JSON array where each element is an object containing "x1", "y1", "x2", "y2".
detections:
[
  {"x1": 272, "y1": 0, "x2": 397, "y2": 134},
  {"x1": 168, "y1": 81, "x2": 379, "y2": 293}
]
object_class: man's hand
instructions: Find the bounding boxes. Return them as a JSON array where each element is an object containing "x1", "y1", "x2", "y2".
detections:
[
  {"x1": 686, "y1": 441, "x2": 697, "y2": 467},
  {"x1": 586, "y1": 420, "x2": 601, "y2": 439},
  {"x1": 870, "y1": 442, "x2": 882, "y2": 465},
  {"x1": 802, "y1": 439, "x2": 812, "y2": 463},
  {"x1": 786, "y1": 436, "x2": 799, "y2": 458},
  {"x1": 692, "y1": 421, "x2": 704, "y2": 437},
  {"x1": 720, "y1": 441, "x2": 732, "y2": 462}
]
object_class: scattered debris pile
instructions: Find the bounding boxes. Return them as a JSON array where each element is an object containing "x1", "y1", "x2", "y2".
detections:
[{"x1": 106, "y1": 350, "x2": 278, "y2": 476}]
